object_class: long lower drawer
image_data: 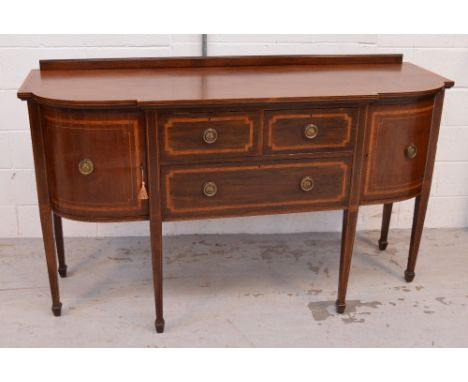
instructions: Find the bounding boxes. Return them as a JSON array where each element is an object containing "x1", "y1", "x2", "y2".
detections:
[{"x1": 161, "y1": 158, "x2": 351, "y2": 220}]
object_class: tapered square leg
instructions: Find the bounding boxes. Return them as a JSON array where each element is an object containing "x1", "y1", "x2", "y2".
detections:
[
  {"x1": 405, "y1": 195, "x2": 429, "y2": 283},
  {"x1": 335, "y1": 208, "x2": 359, "y2": 314},
  {"x1": 53, "y1": 213, "x2": 67, "y2": 278},
  {"x1": 405, "y1": 90, "x2": 446, "y2": 282},
  {"x1": 378, "y1": 203, "x2": 393, "y2": 250},
  {"x1": 146, "y1": 111, "x2": 166, "y2": 333},
  {"x1": 39, "y1": 208, "x2": 62, "y2": 316},
  {"x1": 27, "y1": 100, "x2": 63, "y2": 316},
  {"x1": 150, "y1": 220, "x2": 164, "y2": 333}
]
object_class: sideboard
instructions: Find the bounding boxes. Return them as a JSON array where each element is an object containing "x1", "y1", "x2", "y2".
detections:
[{"x1": 17, "y1": 55, "x2": 453, "y2": 333}]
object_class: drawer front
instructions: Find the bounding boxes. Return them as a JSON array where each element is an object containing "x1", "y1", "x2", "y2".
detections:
[
  {"x1": 362, "y1": 98, "x2": 434, "y2": 201},
  {"x1": 264, "y1": 108, "x2": 357, "y2": 154},
  {"x1": 42, "y1": 108, "x2": 148, "y2": 220},
  {"x1": 162, "y1": 159, "x2": 351, "y2": 220},
  {"x1": 159, "y1": 111, "x2": 259, "y2": 161}
]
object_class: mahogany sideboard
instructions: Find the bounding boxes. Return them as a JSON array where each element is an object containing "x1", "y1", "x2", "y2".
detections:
[{"x1": 17, "y1": 54, "x2": 453, "y2": 333}]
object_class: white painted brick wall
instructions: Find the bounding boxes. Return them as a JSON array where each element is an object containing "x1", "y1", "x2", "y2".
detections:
[{"x1": 0, "y1": 34, "x2": 467, "y2": 237}]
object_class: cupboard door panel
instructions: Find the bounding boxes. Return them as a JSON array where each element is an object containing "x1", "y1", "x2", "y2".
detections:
[
  {"x1": 42, "y1": 107, "x2": 148, "y2": 220},
  {"x1": 362, "y1": 98, "x2": 434, "y2": 201}
]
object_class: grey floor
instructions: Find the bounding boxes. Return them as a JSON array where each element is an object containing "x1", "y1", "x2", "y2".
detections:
[{"x1": 1, "y1": 228, "x2": 467, "y2": 347}]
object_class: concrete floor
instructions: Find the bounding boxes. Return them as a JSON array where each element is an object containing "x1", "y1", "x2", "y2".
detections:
[{"x1": 0, "y1": 228, "x2": 467, "y2": 347}]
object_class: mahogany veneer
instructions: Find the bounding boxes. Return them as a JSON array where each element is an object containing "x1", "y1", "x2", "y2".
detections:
[{"x1": 17, "y1": 54, "x2": 453, "y2": 333}]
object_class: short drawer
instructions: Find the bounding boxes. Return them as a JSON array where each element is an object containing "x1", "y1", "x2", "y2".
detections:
[
  {"x1": 162, "y1": 159, "x2": 351, "y2": 220},
  {"x1": 159, "y1": 111, "x2": 259, "y2": 161},
  {"x1": 264, "y1": 108, "x2": 357, "y2": 154}
]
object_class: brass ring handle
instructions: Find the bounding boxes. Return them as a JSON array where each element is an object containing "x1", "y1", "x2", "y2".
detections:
[
  {"x1": 405, "y1": 144, "x2": 417, "y2": 159},
  {"x1": 300, "y1": 176, "x2": 314, "y2": 192},
  {"x1": 304, "y1": 124, "x2": 319, "y2": 140},
  {"x1": 203, "y1": 128, "x2": 218, "y2": 144},
  {"x1": 78, "y1": 158, "x2": 94, "y2": 176},
  {"x1": 202, "y1": 181, "x2": 218, "y2": 197}
]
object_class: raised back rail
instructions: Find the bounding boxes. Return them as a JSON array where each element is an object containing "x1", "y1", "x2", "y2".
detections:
[{"x1": 39, "y1": 54, "x2": 403, "y2": 71}]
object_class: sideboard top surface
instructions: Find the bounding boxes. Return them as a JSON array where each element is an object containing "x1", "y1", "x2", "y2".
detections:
[{"x1": 17, "y1": 55, "x2": 454, "y2": 107}]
